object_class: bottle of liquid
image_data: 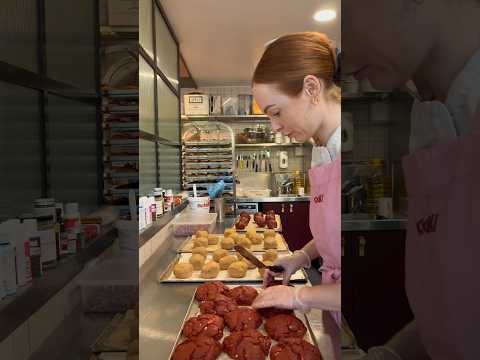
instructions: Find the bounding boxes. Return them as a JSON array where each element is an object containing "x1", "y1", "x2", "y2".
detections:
[
  {"x1": 0, "y1": 223, "x2": 17, "y2": 296},
  {"x1": 292, "y1": 170, "x2": 304, "y2": 194},
  {"x1": 153, "y1": 188, "x2": 164, "y2": 220},
  {"x1": 55, "y1": 203, "x2": 65, "y2": 259},
  {"x1": 64, "y1": 203, "x2": 81, "y2": 254},
  {"x1": 33, "y1": 198, "x2": 57, "y2": 268},
  {"x1": 24, "y1": 219, "x2": 43, "y2": 278},
  {"x1": 6, "y1": 219, "x2": 32, "y2": 286}
]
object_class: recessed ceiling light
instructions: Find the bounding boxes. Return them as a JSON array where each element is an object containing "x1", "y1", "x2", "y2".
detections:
[{"x1": 314, "y1": 9, "x2": 336, "y2": 22}]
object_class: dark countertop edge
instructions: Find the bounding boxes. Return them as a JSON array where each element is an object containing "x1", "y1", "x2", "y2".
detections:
[
  {"x1": 139, "y1": 199, "x2": 189, "y2": 248},
  {"x1": 342, "y1": 219, "x2": 407, "y2": 231},
  {"x1": 236, "y1": 196, "x2": 310, "y2": 203},
  {"x1": 0, "y1": 227, "x2": 118, "y2": 342}
]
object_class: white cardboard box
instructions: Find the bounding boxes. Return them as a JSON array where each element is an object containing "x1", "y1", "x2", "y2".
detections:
[{"x1": 184, "y1": 94, "x2": 209, "y2": 116}]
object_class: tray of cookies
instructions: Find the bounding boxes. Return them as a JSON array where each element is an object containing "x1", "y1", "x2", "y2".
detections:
[
  {"x1": 167, "y1": 282, "x2": 322, "y2": 360},
  {"x1": 234, "y1": 211, "x2": 282, "y2": 233},
  {"x1": 177, "y1": 228, "x2": 289, "y2": 253},
  {"x1": 159, "y1": 249, "x2": 307, "y2": 283}
]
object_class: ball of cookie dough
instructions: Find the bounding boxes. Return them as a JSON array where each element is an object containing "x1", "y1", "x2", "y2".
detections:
[
  {"x1": 219, "y1": 255, "x2": 238, "y2": 270},
  {"x1": 228, "y1": 261, "x2": 248, "y2": 278},
  {"x1": 237, "y1": 256, "x2": 256, "y2": 270},
  {"x1": 173, "y1": 262, "x2": 194, "y2": 279},
  {"x1": 224, "y1": 228, "x2": 236, "y2": 238},
  {"x1": 213, "y1": 248, "x2": 229, "y2": 262},
  {"x1": 189, "y1": 254, "x2": 206, "y2": 270},
  {"x1": 192, "y1": 246, "x2": 208, "y2": 257},
  {"x1": 233, "y1": 233, "x2": 246, "y2": 245},
  {"x1": 264, "y1": 229, "x2": 276, "y2": 238},
  {"x1": 221, "y1": 237, "x2": 235, "y2": 250},
  {"x1": 207, "y1": 234, "x2": 219, "y2": 245},
  {"x1": 193, "y1": 236, "x2": 209, "y2": 248},
  {"x1": 262, "y1": 249, "x2": 278, "y2": 263},
  {"x1": 196, "y1": 230, "x2": 209, "y2": 238},
  {"x1": 258, "y1": 261, "x2": 273, "y2": 278},
  {"x1": 237, "y1": 237, "x2": 252, "y2": 249},
  {"x1": 251, "y1": 233, "x2": 264, "y2": 245},
  {"x1": 201, "y1": 261, "x2": 220, "y2": 279},
  {"x1": 263, "y1": 236, "x2": 278, "y2": 250},
  {"x1": 246, "y1": 228, "x2": 257, "y2": 240}
]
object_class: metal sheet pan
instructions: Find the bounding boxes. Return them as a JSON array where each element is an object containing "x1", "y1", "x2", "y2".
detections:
[
  {"x1": 159, "y1": 252, "x2": 307, "y2": 283},
  {"x1": 177, "y1": 233, "x2": 289, "y2": 253},
  {"x1": 167, "y1": 284, "x2": 320, "y2": 359},
  {"x1": 235, "y1": 214, "x2": 282, "y2": 232}
]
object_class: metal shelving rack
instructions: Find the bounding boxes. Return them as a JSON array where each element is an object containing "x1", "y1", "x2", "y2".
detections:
[
  {"x1": 182, "y1": 121, "x2": 236, "y2": 215},
  {"x1": 102, "y1": 89, "x2": 139, "y2": 210}
]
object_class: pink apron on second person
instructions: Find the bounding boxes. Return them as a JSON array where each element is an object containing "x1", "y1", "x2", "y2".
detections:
[
  {"x1": 402, "y1": 111, "x2": 480, "y2": 359},
  {"x1": 309, "y1": 155, "x2": 342, "y2": 327}
]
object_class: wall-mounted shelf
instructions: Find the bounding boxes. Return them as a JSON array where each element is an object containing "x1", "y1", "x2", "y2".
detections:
[
  {"x1": 236, "y1": 143, "x2": 308, "y2": 148},
  {"x1": 182, "y1": 115, "x2": 269, "y2": 122},
  {"x1": 343, "y1": 92, "x2": 412, "y2": 101}
]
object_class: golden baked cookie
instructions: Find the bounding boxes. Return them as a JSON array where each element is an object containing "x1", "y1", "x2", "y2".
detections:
[
  {"x1": 246, "y1": 228, "x2": 257, "y2": 240},
  {"x1": 264, "y1": 229, "x2": 276, "y2": 238},
  {"x1": 233, "y1": 233, "x2": 246, "y2": 245},
  {"x1": 258, "y1": 261, "x2": 273, "y2": 277},
  {"x1": 221, "y1": 236, "x2": 235, "y2": 250},
  {"x1": 262, "y1": 249, "x2": 278, "y2": 262},
  {"x1": 213, "y1": 248, "x2": 229, "y2": 262},
  {"x1": 237, "y1": 237, "x2": 252, "y2": 249},
  {"x1": 193, "y1": 236, "x2": 209, "y2": 248},
  {"x1": 192, "y1": 246, "x2": 208, "y2": 257},
  {"x1": 228, "y1": 261, "x2": 248, "y2": 278},
  {"x1": 235, "y1": 253, "x2": 256, "y2": 269},
  {"x1": 224, "y1": 228, "x2": 236, "y2": 237},
  {"x1": 189, "y1": 254, "x2": 206, "y2": 270},
  {"x1": 207, "y1": 234, "x2": 219, "y2": 245},
  {"x1": 173, "y1": 262, "x2": 194, "y2": 279},
  {"x1": 263, "y1": 236, "x2": 278, "y2": 250},
  {"x1": 219, "y1": 255, "x2": 238, "y2": 270},
  {"x1": 201, "y1": 261, "x2": 220, "y2": 279},
  {"x1": 196, "y1": 230, "x2": 209, "y2": 238},
  {"x1": 251, "y1": 233, "x2": 264, "y2": 245}
]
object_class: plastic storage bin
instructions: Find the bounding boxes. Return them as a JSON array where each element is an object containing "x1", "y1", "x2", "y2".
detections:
[{"x1": 171, "y1": 211, "x2": 217, "y2": 236}]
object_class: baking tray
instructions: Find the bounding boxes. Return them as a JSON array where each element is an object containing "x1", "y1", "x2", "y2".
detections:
[
  {"x1": 177, "y1": 233, "x2": 289, "y2": 253},
  {"x1": 159, "y1": 252, "x2": 307, "y2": 283},
  {"x1": 235, "y1": 214, "x2": 282, "y2": 232},
  {"x1": 167, "y1": 284, "x2": 320, "y2": 359}
]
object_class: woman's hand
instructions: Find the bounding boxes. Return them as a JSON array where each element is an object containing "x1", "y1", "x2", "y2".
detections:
[
  {"x1": 263, "y1": 250, "x2": 311, "y2": 287},
  {"x1": 251, "y1": 285, "x2": 310, "y2": 313}
]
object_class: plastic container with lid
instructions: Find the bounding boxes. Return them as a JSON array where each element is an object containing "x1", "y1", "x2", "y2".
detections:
[{"x1": 171, "y1": 211, "x2": 217, "y2": 236}]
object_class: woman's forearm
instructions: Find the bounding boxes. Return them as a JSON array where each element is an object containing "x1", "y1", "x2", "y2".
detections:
[
  {"x1": 298, "y1": 284, "x2": 341, "y2": 312},
  {"x1": 301, "y1": 239, "x2": 320, "y2": 262}
]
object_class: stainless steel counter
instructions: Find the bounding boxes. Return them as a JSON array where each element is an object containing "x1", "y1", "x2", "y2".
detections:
[
  {"x1": 237, "y1": 195, "x2": 310, "y2": 203},
  {"x1": 139, "y1": 218, "x2": 342, "y2": 359}
]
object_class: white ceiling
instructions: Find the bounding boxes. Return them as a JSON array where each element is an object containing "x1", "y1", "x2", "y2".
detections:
[{"x1": 160, "y1": 0, "x2": 341, "y2": 87}]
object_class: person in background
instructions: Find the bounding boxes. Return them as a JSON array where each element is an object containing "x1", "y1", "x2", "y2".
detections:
[
  {"x1": 250, "y1": 32, "x2": 342, "y2": 359},
  {"x1": 343, "y1": 0, "x2": 480, "y2": 358}
]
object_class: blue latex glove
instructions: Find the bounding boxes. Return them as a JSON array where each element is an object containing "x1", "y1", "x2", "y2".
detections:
[{"x1": 208, "y1": 180, "x2": 225, "y2": 198}]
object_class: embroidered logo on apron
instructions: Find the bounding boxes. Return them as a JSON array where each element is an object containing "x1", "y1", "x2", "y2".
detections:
[
  {"x1": 313, "y1": 194, "x2": 325, "y2": 203},
  {"x1": 416, "y1": 213, "x2": 439, "y2": 235}
]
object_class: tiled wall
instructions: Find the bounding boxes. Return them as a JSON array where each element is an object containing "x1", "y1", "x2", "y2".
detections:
[{"x1": 341, "y1": 97, "x2": 413, "y2": 211}]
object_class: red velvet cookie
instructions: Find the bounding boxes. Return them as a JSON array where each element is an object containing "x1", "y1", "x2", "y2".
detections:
[
  {"x1": 223, "y1": 329, "x2": 271, "y2": 360},
  {"x1": 182, "y1": 314, "x2": 224, "y2": 341}
]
